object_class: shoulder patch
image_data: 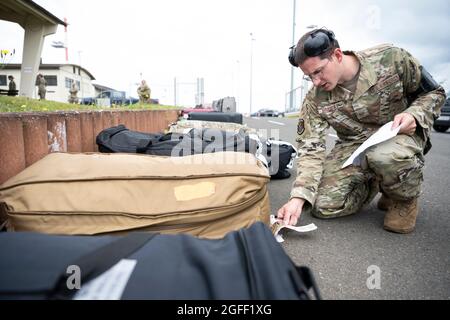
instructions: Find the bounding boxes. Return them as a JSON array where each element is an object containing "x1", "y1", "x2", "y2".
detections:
[
  {"x1": 297, "y1": 119, "x2": 305, "y2": 135},
  {"x1": 359, "y1": 43, "x2": 394, "y2": 58}
]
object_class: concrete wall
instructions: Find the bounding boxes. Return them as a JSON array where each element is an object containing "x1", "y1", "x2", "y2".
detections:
[{"x1": 0, "y1": 109, "x2": 180, "y2": 185}]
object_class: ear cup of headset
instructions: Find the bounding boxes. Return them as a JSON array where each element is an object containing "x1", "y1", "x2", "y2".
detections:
[
  {"x1": 323, "y1": 30, "x2": 335, "y2": 43},
  {"x1": 288, "y1": 29, "x2": 335, "y2": 66},
  {"x1": 288, "y1": 46, "x2": 297, "y2": 67}
]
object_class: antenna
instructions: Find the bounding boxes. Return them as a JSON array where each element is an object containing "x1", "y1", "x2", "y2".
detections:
[
  {"x1": 51, "y1": 18, "x2": 69, "y2": 63},
  {"x1": 64, "y1": 17, "x2": 68, "y2": 62}
]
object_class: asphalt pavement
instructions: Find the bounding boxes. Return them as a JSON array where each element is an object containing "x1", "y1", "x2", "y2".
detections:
[{"x1": 245, "y1": 116, "x2": 450, "y2": 300}]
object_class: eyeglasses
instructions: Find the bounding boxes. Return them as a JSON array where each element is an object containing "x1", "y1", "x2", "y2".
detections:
[{"x1": 304, "y1": 59, "x2": 330, "y2": 81}]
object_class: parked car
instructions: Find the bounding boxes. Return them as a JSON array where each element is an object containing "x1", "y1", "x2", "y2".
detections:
[
  {"x1": 434, "y1": 97, "x2": 450, "y2": 132},
  {"x1": 258, "y1": 109, "x2": 285, "y2": 117},
  {"x1": 81, "y1": 91, "x2": 139, "y2": 106}
]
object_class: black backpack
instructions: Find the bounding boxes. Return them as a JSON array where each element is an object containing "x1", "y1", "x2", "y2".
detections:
[{"x1": 0, "y1": 223, "x2": 320, "y2": 300}]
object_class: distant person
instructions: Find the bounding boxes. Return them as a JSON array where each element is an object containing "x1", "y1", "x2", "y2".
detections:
[
  {"x1": 137, "y1": 80, "x2": 151, "y2": 103},
  {"x1": 37, "y1": 74, "x2": 47, "y2": 100},
  {"x1": 277, "y1": 28, "x2": 446, "y2": 234},
  {"x1": 7, "y1": 75, "x2": 17, "y2": 96},
  {"x1": 68, "y1": 82, "x2": 79, "y2": 104}
]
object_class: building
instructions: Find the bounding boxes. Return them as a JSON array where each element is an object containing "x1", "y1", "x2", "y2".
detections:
[
  {"x1": 92, "y1": 83, "x2": 124, "y2": 98},
  {"x1": 1, "y1": 0, "x2": 66, "y2": 98},
  {"x1": 0, "y1": 63, "x2": 96, "y2": 102}
]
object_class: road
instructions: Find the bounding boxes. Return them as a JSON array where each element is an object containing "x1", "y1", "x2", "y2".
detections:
[{"x1": 245, "y1": 116, "x2": 450, "y2": 300}]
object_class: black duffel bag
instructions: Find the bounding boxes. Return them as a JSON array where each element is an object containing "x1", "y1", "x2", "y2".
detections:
[
  {"x1": 0, "y1": 222, "x2": 320, "y2": 300},
  {"x1": 96, "y1": 125, "x2": 258, "y2": 157},
  {"x1": 96, "y1": 125, "x2": 295, "y2": 179},
  {"x1": 95, "y1": 124, "x2": 181, "y2": 155}
]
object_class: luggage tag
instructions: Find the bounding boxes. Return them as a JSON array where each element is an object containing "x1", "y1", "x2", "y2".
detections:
[{"x1": 270, "y1": 215, "x2": 317, "y2": 243}]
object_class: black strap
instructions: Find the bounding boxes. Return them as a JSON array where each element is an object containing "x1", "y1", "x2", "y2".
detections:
[
  {"x1": 295, "y1": 266, "x2": 322, "y2": 300},
  {"x1": 136, "y1": 139, "x2": 153, "y2": 153},
  {"x1": 49, "y1": 232, "x2": 157, "y2": 300}
]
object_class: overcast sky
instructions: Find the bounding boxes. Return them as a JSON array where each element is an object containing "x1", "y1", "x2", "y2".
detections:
[{"x1": 1, "y1": 0, "x2": 449, "y2": 112}]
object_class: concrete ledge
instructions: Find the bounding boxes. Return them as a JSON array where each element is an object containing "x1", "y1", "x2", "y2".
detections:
[{"x1": 0, "y1": 109, "x2": 180, "y2": 185}]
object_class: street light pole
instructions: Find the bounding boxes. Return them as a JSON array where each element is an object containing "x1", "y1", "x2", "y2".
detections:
[
  {"x1": 249, "y1": 33, "x2": 253, "y2": 115},
  {"x1": 236, "y1": 60, "x2": 240, "y2": 112},
  {"x1": 289, "y1": 0, "x2": 296, "y2": 112},
  {"x1": 174, "y1": 77, "x2": 177, "y2": 106}
]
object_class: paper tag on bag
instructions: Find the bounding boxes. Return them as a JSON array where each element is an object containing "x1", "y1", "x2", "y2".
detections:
[{"x1": 270, "y1": 215, "x2": 317, "y2": 243}]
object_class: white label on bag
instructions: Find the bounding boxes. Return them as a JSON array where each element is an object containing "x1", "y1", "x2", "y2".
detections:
[
  {"x1": 270, "y1": 215, "x2": 317, "y2": 243},
  {"x1": 73, "y1": 259, "x2": 137, "y2": 300}
]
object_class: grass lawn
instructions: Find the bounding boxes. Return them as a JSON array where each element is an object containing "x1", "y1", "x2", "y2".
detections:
[
  {"x1": 286, "y1": 113, "x2": 299, "y2": 118},
  {"x1": 0, "y1": 96, "x2": 180, "y2": 113}
]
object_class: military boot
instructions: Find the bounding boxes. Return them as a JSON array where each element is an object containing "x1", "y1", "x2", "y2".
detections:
[
  {"x1": 383, "y1": 198, "x2": 419, "y2": 234},
  {"x1": 377, "y1": 194, "x2": 393, "y2": 211}
]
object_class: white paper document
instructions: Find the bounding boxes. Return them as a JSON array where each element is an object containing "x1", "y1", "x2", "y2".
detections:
[
  {"x1": 270, "y1": 215, "x2": 317, "y2": 243},
  {"x1": 342, "y1": 121, "x2": 401, "y2": 168},
  {"x1": 74, "y1": 259, "x2": 137, "y2": 300}
]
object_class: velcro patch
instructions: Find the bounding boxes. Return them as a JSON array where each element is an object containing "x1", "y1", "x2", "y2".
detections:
[
  {"x1": 375, "y1": 74, "x2": 400, "y2": 91},
  {"x1": 174, "y1": 182, "x2": 216, "y2": 201}
]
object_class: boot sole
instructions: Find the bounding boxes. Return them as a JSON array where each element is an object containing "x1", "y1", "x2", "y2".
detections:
[{"x1": 383, "y1": 225, "x2": 415, "y2": 234}]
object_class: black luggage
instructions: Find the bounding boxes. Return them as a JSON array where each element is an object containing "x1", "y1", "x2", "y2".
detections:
[
  {"x1": 96, "y1": 125, "x2": 183, "y2": 156},
  {"x1": 188, "y1": 112, "x2": 243, "y2": 124},
  {"x1": 263, "y1": 141, "x2": 297, "y2": 179},
  {"x1": 96, "y1": 125, "x2": 257, "y2": 157},
  {"x1": 0, "y1": 222, "x2": 320, "y2": 300},
  {"x1": 96, "y1": 125, "x2": 296, "y2": 179},
  {"x1": 96, "y1": 125, "x2": 168, "y2": 154}
]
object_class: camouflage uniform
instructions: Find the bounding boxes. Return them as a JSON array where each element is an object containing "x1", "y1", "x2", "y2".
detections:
[
  {"x1": 137, "y1": 80, "x2": 151, "y2": 103},
  {"x1": 8, "y1": 76, "x2": 17, "y2": 96},
  {"x1": 68, "y1": 82, "x2": 79, "y2": 104},
  {"x1": 37, "y1": 75, "x2": 46, "y2": 100},
  {"x1": 291, "y1": 44, "x2": 446, "y2": 218}
]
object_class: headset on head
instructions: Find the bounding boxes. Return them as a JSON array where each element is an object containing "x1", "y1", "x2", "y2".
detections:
[{"x1": 288, "y1": 29, "x2": 336, "y2": 67}]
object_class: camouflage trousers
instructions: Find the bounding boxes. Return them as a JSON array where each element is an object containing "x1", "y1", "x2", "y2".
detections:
[
  {"x1": 312, "y1": 133, "x2": 426, "y2": 219},
  {"x1": 38, "y1": 90, "x2": 46, "y2": 100}
]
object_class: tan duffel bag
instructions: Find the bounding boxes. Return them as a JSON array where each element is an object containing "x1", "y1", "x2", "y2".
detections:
[{"x1": 0, "y1": 152, "x2": 271, "y2": 238}]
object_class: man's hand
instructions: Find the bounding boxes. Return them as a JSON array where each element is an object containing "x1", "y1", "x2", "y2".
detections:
[
  {"x1": 277, "y1": 198, "x2": 305, "y2": 226},
  {"x1": 392, "y1": 113, "x2": 417, "y2": 136}
]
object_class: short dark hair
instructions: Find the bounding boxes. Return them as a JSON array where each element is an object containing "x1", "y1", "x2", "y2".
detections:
[
  {"x1": 294, "y1": 29, "x2": 340, "y2": 66},
  {"x1": 8, "y1": 75, "x2": 14, "y2": 80}
]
